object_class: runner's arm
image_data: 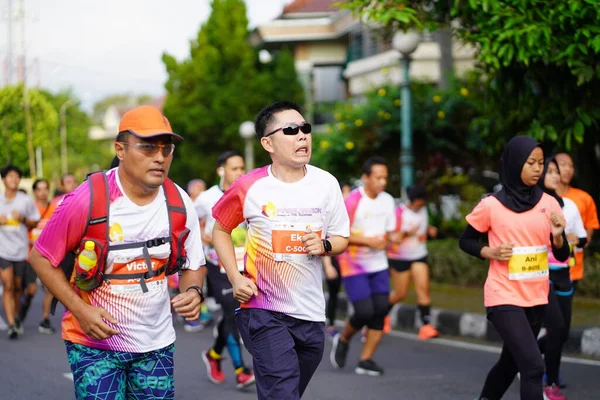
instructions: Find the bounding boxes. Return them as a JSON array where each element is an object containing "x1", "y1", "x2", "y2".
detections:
[
  {"x1": 179, "y1": 266, "x2": 206, "y2": 294},
  {"x1": 29, "y1": 248, "x2": 88, "y2": 315},
  {"x1": 348, "y1": 234, "x2": 380, "y2": 248},
  {"x1": 585, "y1": 228, "x2": 594, "y2": 248},
  {"x1": 459, "y1": 224, "x2": 487, "y2": 260},
  {"x1": 199, "y1": 217, "x2": 212, "y2": 246},
  {"x1": 213, "y1": 221, "x2": 244, "y2": 284},
  {"x1": 325, "y1": 236, "x2": 349, "y2": 256}
]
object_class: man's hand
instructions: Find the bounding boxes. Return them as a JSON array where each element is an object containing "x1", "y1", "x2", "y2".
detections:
[
  {"x1": 404, "y1": 225, "x2": 419, "y2": 237},
  {"x1": 366, "y1": 236, "x2": 387, "y2": 250},
  {"x1": 0, "y1": 214, "x2": 6, "y2": 225},
  {"x1": 73, "y1": 304, "x2": 120, "y2": 341},
  {"x1": 231, "y1": 274, "x2": 258, "y2": 303},
  {"x1": 171, "y1": 289, "x2": 203, "y2": 321},
  {"x1": 302, "y1": 229, "x2": 325, "y2": 255},
  {"x1": 324, "y1": 262, "x2": 339, "y2": 280}
]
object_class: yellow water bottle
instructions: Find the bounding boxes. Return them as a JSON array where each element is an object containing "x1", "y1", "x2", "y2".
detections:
[{"x1": 75, "y1": 241, "x2": 100, "y2": 291}]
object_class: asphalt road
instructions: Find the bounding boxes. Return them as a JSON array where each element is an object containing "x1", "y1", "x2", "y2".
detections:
[{"x1": 1, "y1": 297, "x2": 599, "y2": 400}]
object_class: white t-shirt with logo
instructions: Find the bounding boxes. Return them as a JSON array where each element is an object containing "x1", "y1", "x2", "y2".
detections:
[
  {"x1": 35, "y1": 168, "x2": 205, "y2": 352},
  {"x1": 387, "y1": 204, "x2": 429, "y2": 261},
  {"x1": 212, "y1": 165, "x2": 350, "y2": 322},
  {"x1": 195, "y1": 185, "x2": 247, "y2": 270},
  {"x1": 0, "y1": 191, "x2": 40, "y2": 261},
  {"x1": 338, "y1": 187, "x2": 396, "y2": 277}
]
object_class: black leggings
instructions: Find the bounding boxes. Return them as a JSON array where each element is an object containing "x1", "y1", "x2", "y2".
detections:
[
  {"x1": 349, "y1": 294, "x2": 389, "y2": 331},
  {"x1": 538, "y1": 286, "x2": 573, "y2": 386},
  {"x1": 326, "y1": 257, "x2": 342, "y2": 327},
  {"x1": 480, "y1": 305, "x2": 546, "y2": 400}
]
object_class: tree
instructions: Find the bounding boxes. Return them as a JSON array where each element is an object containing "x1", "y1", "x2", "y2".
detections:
[
  {"x1": 311, "y1": 77, "x2": 486, "y2": 195},
  {"x1": 162, "y1": 0, "x2": 304, "y2": 184},
  {"x1": 340, "y1": 0, "x2": 600, "y2": 198},
  {"x1": 0, "y1": 84, "x2": 58, "y2": 178},
  {"x1": 340, "y1": 0, "x2": 600, "y2": 150}
]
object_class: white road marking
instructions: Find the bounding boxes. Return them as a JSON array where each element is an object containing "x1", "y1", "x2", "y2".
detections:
[{"x1": 335, "y1": 320, "x2": 600, "y2": 367}]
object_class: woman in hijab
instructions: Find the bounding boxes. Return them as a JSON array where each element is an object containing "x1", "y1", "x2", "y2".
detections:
[
  {"x1": 459, "y1": 136, "x2": 569, "y2": 400},
  {"x1": 537, "y1": 157, "x2": 587, "y2": 399}
]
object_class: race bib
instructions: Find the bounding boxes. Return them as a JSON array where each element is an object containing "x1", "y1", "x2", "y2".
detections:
[
  {"x1": 272, "y1": 222, "x2": 323, "y2": 262},
  {"x1": 108, "y1": 257, "x2": 167, "y2": 294},
  {"x1": 508, "y1": 245, "x2": 549, "y2": 281}
]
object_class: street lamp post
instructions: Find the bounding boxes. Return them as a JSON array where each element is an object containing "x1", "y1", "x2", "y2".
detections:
[
  {"x1": 59, "y1": 99, "x2": 75, "y2": 175},
  {"x1": 239, "y1": 121, "x2": 255, "y2": 171},
  {"x1": 392, "y1": 31, "x2": 421, "y2": 191}
]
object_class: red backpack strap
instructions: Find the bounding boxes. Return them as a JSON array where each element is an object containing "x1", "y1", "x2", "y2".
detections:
[
  {"x1": 83, "y1": 172, "x2": 110, "y2": 258},
  {"x1": 163, "y1": 178, "x2": 189, "y2": 274}
]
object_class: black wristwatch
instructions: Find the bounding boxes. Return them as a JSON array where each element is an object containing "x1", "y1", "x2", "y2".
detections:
[
  {"x1": 321, "y1": 239, "x2": 332, "y2": 256},
  {"x1": 186, "y1": 285, "x2": 205, "y2": 302}
]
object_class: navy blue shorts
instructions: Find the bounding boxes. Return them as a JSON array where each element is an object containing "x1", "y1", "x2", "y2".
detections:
[
  {"x1": 236, "y1": 308, "x2": 325, "y2": 400},
  {"x1": 342, "y1": 269, "x2": 390, "y2": 303}
]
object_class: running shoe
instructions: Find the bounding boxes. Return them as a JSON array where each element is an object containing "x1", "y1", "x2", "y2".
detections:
[
  {"x1": 8, "y1": 325, "x2": 18, "y2": 340},
  {"x1": 202, "y1": 350, "x2": 225, "y2": 384},
  {"x1": 326, "y1": 325, "x2": 338, "y2": 339},
  {"x1": 418, "y1": 324, "x2": 439, "y2": 340},
  {"x1": 355, "y1": 359, "x2": 384, "y2": 376},
  {"x1": 544, "y1": 372, "x2": 567, "y2": 389},
  {"x1": 184, "y1": 320, "x2": 204, "y2": 333},
  {"x1": 14, "y1": 317, "x2": 23, "y2": 336},
  {"x1": 236, "y1": 367, "x2": 256, "y2": 389},
  {"x1": 330, "y1": 334, "x2": 349, "y2": 369},
  {"x1": 543, "y1": 384, "x2": 567, "y2": 400},
  {"x1": 38, "y1": 318, "x2": 56, "y2": 334}
]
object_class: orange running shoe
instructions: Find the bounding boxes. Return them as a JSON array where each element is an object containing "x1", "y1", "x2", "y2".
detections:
[
  {"x1": 383, "y1": 315, "x2": 392, "y2": 334},
  {"x1": 418, "y1": 324, "x2": 439, "y2": 340}
]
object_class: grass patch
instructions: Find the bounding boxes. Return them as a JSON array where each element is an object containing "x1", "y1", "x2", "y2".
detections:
[{"x1": 399, "y1": 282, "x2": 600, "y2": 327}]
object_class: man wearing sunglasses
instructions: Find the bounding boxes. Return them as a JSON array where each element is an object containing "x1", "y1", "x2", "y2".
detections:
[
  {"x1": 212, "y1": 101, "x2": 350, "y2": 399},
  {"x1": 29, "y1": 105, "x2": 206, "y2": 400}
]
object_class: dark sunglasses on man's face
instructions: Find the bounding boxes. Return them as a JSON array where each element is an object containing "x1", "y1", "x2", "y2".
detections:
[{"x1": 264, "y1": 123, "x2": 312, "y2": 138}]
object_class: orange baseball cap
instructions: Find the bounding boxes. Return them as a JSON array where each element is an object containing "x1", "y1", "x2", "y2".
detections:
[{"x1": 118, "y1": 105, "x2": 183, "y2": 141}]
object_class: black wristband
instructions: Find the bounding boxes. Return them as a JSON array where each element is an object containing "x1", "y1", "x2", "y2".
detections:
[
  {"x1": 186, "y1": 285, "x2": 205, "y2": 302},
  {"x1": 321, "y1": 239, "x2": 332, "y2": 256}
]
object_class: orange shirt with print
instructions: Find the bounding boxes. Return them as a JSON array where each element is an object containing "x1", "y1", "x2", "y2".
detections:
[
  {"x1": 563, "y1": 187, "x2": 599, "y2": 281},
  {"x1": 28, "y1": 201, "x2": 58, "y2": 259},
  {"x1": 466, "y1": 194, "x2": 563, "y2": 308}
]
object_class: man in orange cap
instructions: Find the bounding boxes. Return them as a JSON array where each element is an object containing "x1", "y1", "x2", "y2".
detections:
[{"x1": 30, "y1": 105, "x2": 206, "y2": 399}]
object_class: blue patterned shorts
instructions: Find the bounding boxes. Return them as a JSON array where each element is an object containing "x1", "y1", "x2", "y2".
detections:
[{"x1": 65, "y1": 341, "x2": 175, "y2": 400}]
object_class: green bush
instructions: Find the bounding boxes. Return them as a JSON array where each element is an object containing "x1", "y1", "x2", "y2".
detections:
[
  {"x1": 429, "y1": 239, "x2": 600, "y2": 298},
  {"x1": 576, "y1": 254, "x2": 600, "y2": 298},
  {"x1": 428, "y1": 239, "x2": 487, "y2": 286}
]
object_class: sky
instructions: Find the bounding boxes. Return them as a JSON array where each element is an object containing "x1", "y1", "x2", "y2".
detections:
[{"x1": 0, "y1": 0, "x2": 293, "y2": 110}]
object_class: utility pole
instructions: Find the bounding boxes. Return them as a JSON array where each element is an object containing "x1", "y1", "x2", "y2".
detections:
[
  {"x1": 7, "y1": 0, "x2": 13, "y2": 85},
  {"x1": 19, "y1": 0, "x2": 35, "y2": 176}
]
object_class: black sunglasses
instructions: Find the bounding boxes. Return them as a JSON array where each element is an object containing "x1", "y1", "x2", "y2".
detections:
[{"x1": 264, "y1": 123, "x2": 312, "y2": 138}]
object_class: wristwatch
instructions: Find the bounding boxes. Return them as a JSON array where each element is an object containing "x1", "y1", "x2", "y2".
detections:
[
  {"x1": 321, "y1": 239, "x2": 332, "y2": 256},
  {"x1": 186, "y1": 285, "x2": 205, "y2": 302}
]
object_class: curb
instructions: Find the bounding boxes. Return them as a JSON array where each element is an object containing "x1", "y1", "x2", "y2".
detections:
[{"x1": 334, "y1": 296, "x2": 600, "y2": 358}]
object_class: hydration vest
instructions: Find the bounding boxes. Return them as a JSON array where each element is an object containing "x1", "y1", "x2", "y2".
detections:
[{"x1": 51, "y1": 171, "x2": 189, "y2": 314}]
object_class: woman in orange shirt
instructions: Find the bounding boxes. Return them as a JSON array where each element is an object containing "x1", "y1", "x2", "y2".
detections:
[{"x1": 459, "y1": 136, "x2": 569, "y2": 400}]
